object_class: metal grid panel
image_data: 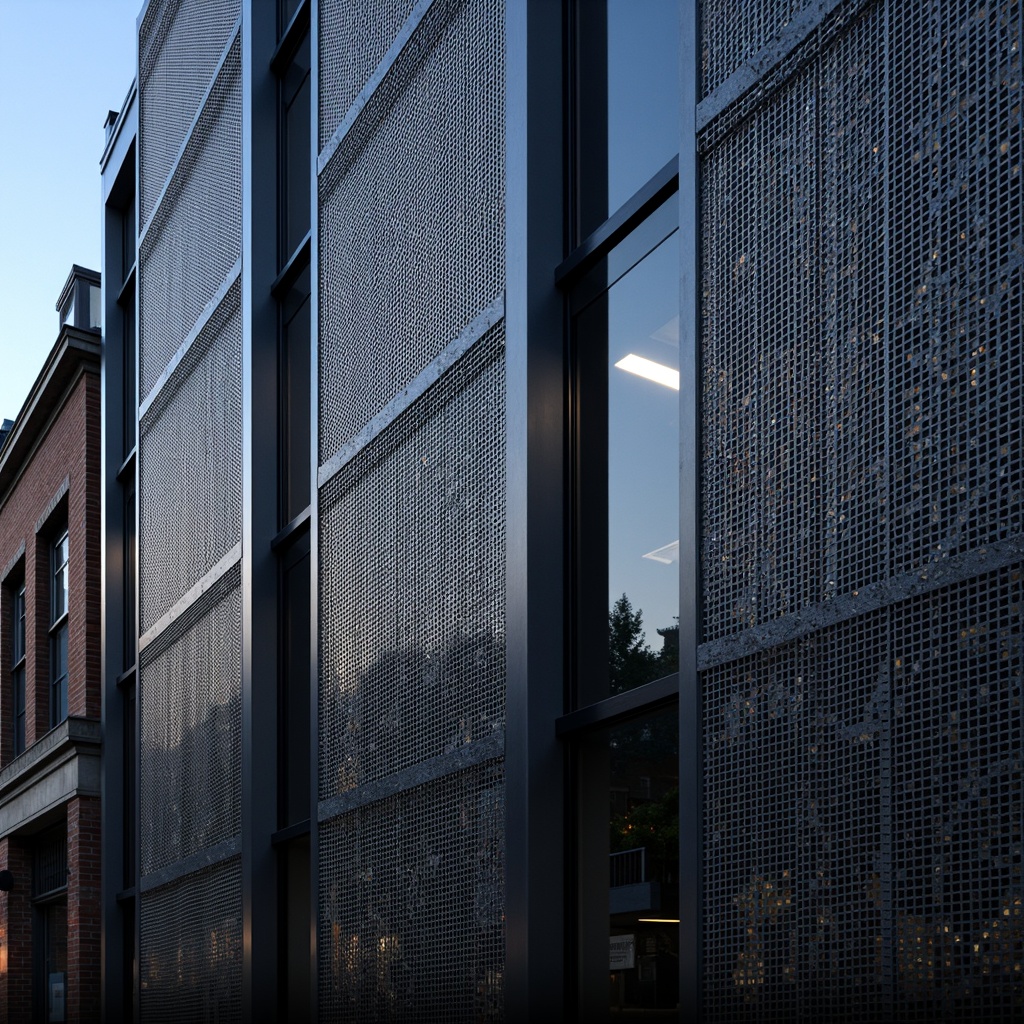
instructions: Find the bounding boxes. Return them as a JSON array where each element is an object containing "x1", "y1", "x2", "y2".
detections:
[
  {"x1": 889, "y1": 0, "x2": 1024, "y2": 575},
  {"x1": 139, "y1": 581, "x2": 241, "y2": 876},
  {"x1": 701, "y1": 0, "x2": 807, "y2": 97},
  {"x1": 139, "y1": 39, "x2": 242, "y2": 398},
  {"x1": 139, "y1": 0, "x2": 240, "y2": 227},
  {"x1": 703, "y1": 615, "x2": 889, "y2": 1021},
  {"x1": 702, "y1": 74, "x2": 820, "y2": 641},
  {"x1": 319, "y1": 761, "x2": 505, "y2": 1022},
  {"x1": 702, "y1": 4, "x2": 889, "y2": 642},
  {"x1": 319, "y1": 330, "x2": 505, "y2": 797},
  {"x1": 140, "y1": 857, "x2": 242, "y2": 1023},
  {"x1": 890, "y1": 565, "x2": 1024, "y2": 1018},
  {"x1": 318, "y1": 0, "x2": 418, "y2": 150},
  {"x1": 139, "y1": 288, "x2": 242, "y2": 631},
  {"x1": 317, "y1": 0, "x2": 504, "y2": 461}
]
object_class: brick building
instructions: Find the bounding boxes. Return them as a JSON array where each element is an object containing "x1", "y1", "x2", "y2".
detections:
[{"x1": 0, "y1": 266, "x2": 102, "y2": 1023}]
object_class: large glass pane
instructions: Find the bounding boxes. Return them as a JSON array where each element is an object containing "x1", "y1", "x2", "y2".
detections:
[
  {"x1": 575, "y1": 230, "x2": 679, "y2": 706},
  {"x1": 52, "y1": 532, "x2": 69, "y2": 622},
  {"x1": 578, "y1": 706, "x2": 680, "y2": 1021},
  {"x1": 282, "y1": 32, "x2": 311, "y2": 262},
  {"x1": 281, "y1": 266, "x2": 311, "y2": 525},
  {"x1": 577, "y1": 0, "x2": 679, "y2": 239},
  {"x1": 280, "y1": 539, "x2": 310, "y2": 828}
]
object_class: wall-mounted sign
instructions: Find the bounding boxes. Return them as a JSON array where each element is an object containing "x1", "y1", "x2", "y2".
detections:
[{"x1": 609, "y1": 933, "x2": 635, "y2": 971}]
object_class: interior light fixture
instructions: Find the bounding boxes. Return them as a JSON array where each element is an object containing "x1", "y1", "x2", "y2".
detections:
[
  {"x1": 638, "y1": 918, "x2": 680, "y2": 924},
  {"x1": 642, "y1": 540, "x2": 679, "y2": 565},
  {"x1": 614, "y1": 353, "x2": 679, "y2": 390}
]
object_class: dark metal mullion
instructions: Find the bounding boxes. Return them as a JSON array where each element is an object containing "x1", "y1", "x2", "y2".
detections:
[
  {"x1": 271, "y1": 232, "x2": 312, "y2": 299},
  {"x1": 270, "y1": 505, "x2": 312, "y2": 552}
]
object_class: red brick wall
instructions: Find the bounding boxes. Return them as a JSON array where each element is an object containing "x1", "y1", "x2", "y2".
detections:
[
  {"x1": 0, "y1": 367, "x2": 101, "y2": 758},
  {"x1": 0, "y1": 836, "x2": 34, "y2": 1022},
  {"x1": 68, "y1": 795, "x2": 102, "y2": 1022}
]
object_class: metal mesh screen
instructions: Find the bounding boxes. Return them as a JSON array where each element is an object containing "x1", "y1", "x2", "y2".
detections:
[
  {"x1": 139, "y1": 285, "x2": 242, "y2": 632},
  {"x1": 319, "y1": 761, "x2": 505, "y2": 1021},
  {"x1": 140, "y1": 857, "x2": 242, "y2": 1023},
  {"x1": 139, "y1": 579, "x2": 241, "y2": 876},
  {"x1": 319, "y1": 328, "x2": 505, "y2": 797},
  {"x1": 702, "y1": 2, "x2": 892, "y2": 643},
  {"x1": 317, "y1": 0, "x2": 504, "y2": 461},
  {"x1": 888, "y1": 0, "x2": 1024, "y2": 576},
  {"x1": 139, "y1": 0, "x2": 240, "y2": 227},
  {"x1": 318, "y1": 0, "x2": 418, "y2": 150},
  {"x1": 890, "y1": 565, "x2": 1024, "y2": 1017},
  {"x1": 700, "y1": 0, "x2": 1024, "y2": 1018},
  {"x1": 703, "y1": 615, "x2": 889, "y2": 1021},
  {"x1": 139, "y1": 38, "x2": 242, "y2": 399},
  {"x1": 700, "y1": 0, "x2": 807, "y2": 97}
]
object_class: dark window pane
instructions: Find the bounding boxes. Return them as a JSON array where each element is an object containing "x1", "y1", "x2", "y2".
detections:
[
  {"x1": 278, "y1": 0, "x2": 301, "y2": 38},
  {"x1": 577, "y1": 0, "x2": 679, "y2": 239},
  {"x1": 280, "y1": 542, "x2": 310, "y2": 827},
  {"x1": 282, "y1": 33, "x2": 311, "y2": 261},
  {"x1": 282, "y1": 291, "x2": 311, "y2": 524},
  {"x1": 279, "y1": 836, "x2": 311, "y2": 1020},
  {"x1": 52, "y1": 531, "x2": 69, "y2": 623},
  {"x1": 13, "y1": 666, "x2": 25, "y2": 755},
  {"x1": 123, "y1": 290, "x2": 137, "y2": 455},
  {"x1": 52, "y1": 624, "x2": 68, "y2": 726},
  {"x1": 578, "y1": 707, "x2": 679, "y2": 1020}
]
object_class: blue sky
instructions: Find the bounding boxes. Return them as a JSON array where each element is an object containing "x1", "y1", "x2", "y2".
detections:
[{"x1": 0, "y1": 0, "x2": 139, "y2": 425}]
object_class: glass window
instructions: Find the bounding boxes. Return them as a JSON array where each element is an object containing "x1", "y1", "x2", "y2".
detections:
[
  {"x1": 51, "y1": 530, "x2": 69, "y2": 727},
  {"x1": 577, "y1": 707, "x2": 679, "y2": 1020},
  {"x1": 281, "y1": 31, "x2": 311, "y2": 263},
  {"x1": 574, "y1": 226, "x2": 679, "y2": 707},
  {"x1": 281, "y1": 269, "x2": 311, "y2": 526},
  {"x1": 61, "y1": 297, "x2": 75, "y2": 329},
  {"x1": 576, "y1": 0, "x2": 679, "y2": 240},
  {"x1": 280, "y1": 537, "x2": 310, "y2": 828},
  {"x1": 89, "y1": 284, "x2": 102, "y2": 329},
  {"x1": 11, "y1": 581, "x2": 26, "y2": 755}
]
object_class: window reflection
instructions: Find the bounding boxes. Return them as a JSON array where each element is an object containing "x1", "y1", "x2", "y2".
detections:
[{"x1": 575, "y1": 231, "x2": 679, "y2": 705}]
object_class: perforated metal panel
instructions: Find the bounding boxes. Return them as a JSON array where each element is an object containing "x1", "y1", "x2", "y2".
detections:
[
  {"x1": 319, "y1": 329, "x2": 505, "y2": 797},
  {"x1": 891, "y1": 566, "x2": 1024, "y2": 1017},
  {"x1": 703, "y1": 614, "x2": 888, "y2": 1021},
  {"x1": 700, "y1": 0, "x2": 1024, "y2": 1018},
  {"x1": 139, "y1": 579, "x2": 241, "y2": 876},
  {"x1": 317, "y1": 0, "x2": 504, "y2": 461},
  {"x1": 318, "y1": 0, "x2": 418, "y2": 149},
  {"x1": 139, "y1": 0, "x2": 240, "y2": 227},
  {"x1": 319, "y1": 761, "x2": 505, "y2": 1021},
  {"x1": 139, "y1": 38, "x2": 242, "y2": 398},
  {"x1": 140, "y1": 857, "x2": 242, "y2": 1023},
  {"x1": 139, "y1": 285, "x2": 242, "y2": 632},
  {"x1": 700, "y1": 0, "x2": 806, "y2": 97},
  {"x1": 888, "y1": 0, "x2": 1024, "y2": 576}
]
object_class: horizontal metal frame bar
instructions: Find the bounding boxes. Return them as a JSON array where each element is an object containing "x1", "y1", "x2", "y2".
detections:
[
  {"x1": 555, "y1": 673, "x2": 680, "y2": 738},
  {"x1": 139, "y1": 837, "x2": 241, "y2": 894},
  {"x1": 138, "y1": 543, "x2": 242, "y2": 656},
  {"x1": 270, "y1": 506, "x2": 311, "y2": 553},
  {"x1": 270, "y1": 0, "x2": 310, "y2": 77},
  {"x1": 317, "y1": 291, "x2": 505, "y2": 489},
  {"x1": 270, "y1": 232, "x2": 311, "y2": 299},
  {"x1": 317, "y1": 0, "x2": 442, "y2": 178},
  {"x1": 138, "y1": 260, "x2": 241, "y2": 420},
  {"x1": 555, "y1": 155, "x2": 678, "y2": 289},
  {"x1": 317, "y1": 731, "x2": 504, "y2": 824},
  {"x1": 139, "y1": 17, "x2": 242, "y2": 246},
  {"x1": 698, "y1": 532, "x2": 1024, "y2": 671},
  {"x1": 271, "y1": 819, "x2": 311, "y2": 846},
  {"x1": 116, "y1": 448, "x2": 136, "y2": 485}
]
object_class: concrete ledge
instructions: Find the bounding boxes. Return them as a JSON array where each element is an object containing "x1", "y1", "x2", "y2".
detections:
[{"x1": 0, "y1": 716, "x2": 101, "y2": 836}]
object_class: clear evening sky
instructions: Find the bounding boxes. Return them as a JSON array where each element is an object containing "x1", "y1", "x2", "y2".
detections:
[{"x1": 0, "y1": 0, "x2": 139, "y2": 425}]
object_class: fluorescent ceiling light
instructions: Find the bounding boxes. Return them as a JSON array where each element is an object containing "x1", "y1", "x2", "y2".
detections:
[
  {"x1": 614, "y1": 353, "x2": 679, "y2": 390},
  {"x1": 643, "y1": 540, "x2": 679, "y2": 565},
  {"x1": 638, "y1": 918, "x2": 680, "y2": 924}
]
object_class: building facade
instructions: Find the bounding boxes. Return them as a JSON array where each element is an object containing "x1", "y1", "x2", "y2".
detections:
[
  {"x1": 100, "y1": 0, "x2": 1023, "y2": 1021},
  {"x1": 0, "y1": 267, "x2": 103, "y2": 1023}
]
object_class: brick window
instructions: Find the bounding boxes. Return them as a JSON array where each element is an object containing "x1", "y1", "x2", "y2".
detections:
[{"x1": 50, "y1": 529, "x2": 69, "y2": 728}]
